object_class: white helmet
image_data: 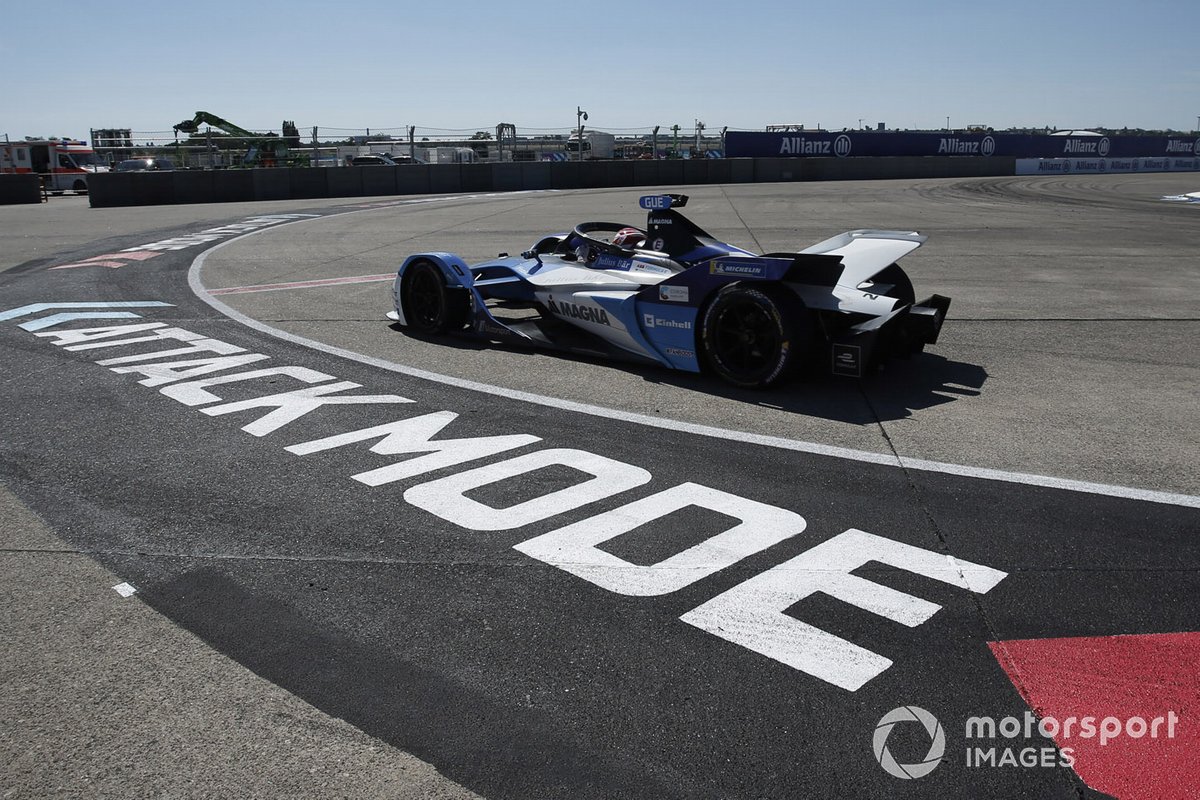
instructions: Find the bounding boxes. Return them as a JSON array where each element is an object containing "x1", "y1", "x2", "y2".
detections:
[{"x1": 612, "y1": 227, "x2": 646, "y2": 249}]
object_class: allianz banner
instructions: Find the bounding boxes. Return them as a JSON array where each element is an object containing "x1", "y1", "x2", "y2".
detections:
[
  {"x1": 726, "y1": 132, "x2": 1200, "y2": 159},
  {"x1": 1016, "y1": 157, "x2": 1200, "y2": 175}
]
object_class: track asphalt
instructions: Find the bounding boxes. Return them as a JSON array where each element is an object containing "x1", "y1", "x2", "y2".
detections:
[{"x1": 1, "y1": 176, "x2": 1197, "y2": 799}]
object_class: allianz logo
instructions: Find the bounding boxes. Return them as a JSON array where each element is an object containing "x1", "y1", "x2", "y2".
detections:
[
  {"x1": 1165, "y1": 139, "x2": 1200, "y2": 155},
  {"x1": 778, "y1": 135, "x2": 853, "y2": 158},
  {"x1": 1062, "y1": 137, "x2": 1111, "y2": 156},
  {"x1": 937, "y1": 136, "x2": 996, "y2": 156}
]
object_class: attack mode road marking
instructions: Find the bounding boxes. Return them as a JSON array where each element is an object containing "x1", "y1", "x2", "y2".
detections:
[{"x1": 5, "y1": 300, "x2": 1009, "y2": 692}]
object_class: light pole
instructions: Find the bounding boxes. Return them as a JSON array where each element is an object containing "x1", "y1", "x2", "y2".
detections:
[
  {"x1": 576, "y1": 106, "x2": 588, "y2": 162},
  {"x1": 946, "y1": 116, "x2": 951, "y2": 131},
  {"x1": 652, "y1": 125, "x2": 660, "y2": 159}
]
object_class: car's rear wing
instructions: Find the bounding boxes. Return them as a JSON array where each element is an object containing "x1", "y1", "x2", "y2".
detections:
[{"x1": 799, "y1": 229, "x2": 927, "y2": 289}]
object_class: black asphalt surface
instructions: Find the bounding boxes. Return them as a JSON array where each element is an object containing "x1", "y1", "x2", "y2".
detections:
[{"x1": 2, "y1": 180, "x2": 1197, "y2": 799}]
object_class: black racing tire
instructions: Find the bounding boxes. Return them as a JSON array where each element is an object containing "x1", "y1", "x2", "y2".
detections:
[
  {"x1": 699, "y1": 283, "x2": 812, "y2": 388},
  {"x1": 872, "y1": 263, "x2": 915, "y2": 306},
  {"x1": 400, "y1": 260, "x2": 469, "y2": 333}
]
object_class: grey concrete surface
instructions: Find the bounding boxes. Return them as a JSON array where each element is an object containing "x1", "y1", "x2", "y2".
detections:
[
  {"x1": 198, "y1": 177, "x2": 1200, "y2": 496},
  {"x1": 0, "y1": 194, "x2": 382, "y2": 273}
]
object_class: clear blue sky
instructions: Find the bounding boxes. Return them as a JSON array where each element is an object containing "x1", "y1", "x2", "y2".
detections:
[{"x1": 4, "y1": 0, "x2": 1197, "y2": 141}]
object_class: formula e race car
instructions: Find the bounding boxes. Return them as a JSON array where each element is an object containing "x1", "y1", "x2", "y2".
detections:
[{"x1": 387, "y1": 195, "x2": 950, "y2": 388}]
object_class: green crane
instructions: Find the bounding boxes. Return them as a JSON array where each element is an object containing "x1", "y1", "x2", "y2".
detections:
[{"x1": 172, "y1": 111, "x2": 307, "y2": 167}]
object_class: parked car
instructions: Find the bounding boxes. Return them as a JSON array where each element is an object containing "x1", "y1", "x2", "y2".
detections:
[
  {"x1": 345, "y1": 153, "x2": 425, "y2": 166},
  {"x1": 346, "y1": 154, "x2": 396, "y2": 166},
  {"x1": 115, "y1": 158, "x2": 175, "y2": 172}
]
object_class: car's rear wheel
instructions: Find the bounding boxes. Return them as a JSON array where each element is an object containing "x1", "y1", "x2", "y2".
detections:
[
  {"x1": 401, "y1": 260, "x2": 469, "y2": 333},
  {"x1": 699, "y1": 283, "x2": 812, "y2": 388}
]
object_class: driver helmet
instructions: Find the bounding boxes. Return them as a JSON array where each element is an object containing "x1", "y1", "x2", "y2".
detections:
[{"x1": 611, "y1": 227, "x2": 646, "y2": 250}]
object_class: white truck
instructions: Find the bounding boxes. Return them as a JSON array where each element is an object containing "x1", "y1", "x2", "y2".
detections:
[{"x1": 565, "y1": 131, "x2": 615, "y2": 159}]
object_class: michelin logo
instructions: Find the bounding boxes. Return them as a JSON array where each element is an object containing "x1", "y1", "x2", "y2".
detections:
[{"x1": 710, "y1": 261, "x2": 766, "y2": 277}]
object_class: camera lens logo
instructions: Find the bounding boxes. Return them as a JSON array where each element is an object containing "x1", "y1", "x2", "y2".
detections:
[{"x1": 873, "y1": 706, "x2": 945, "y2": 779}]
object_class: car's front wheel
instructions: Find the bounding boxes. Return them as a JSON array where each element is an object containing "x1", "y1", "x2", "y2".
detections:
[
  {"x1": 400, "y1": 260, "x2": 469, "y2": 333},
  {"x1": 699, "y1": 284, "x2": 812, "y2": 388}
]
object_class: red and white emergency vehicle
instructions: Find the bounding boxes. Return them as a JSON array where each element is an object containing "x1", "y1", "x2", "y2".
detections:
[{"x1": 0, "y1": 138, "x2": 108, "y2": 194}]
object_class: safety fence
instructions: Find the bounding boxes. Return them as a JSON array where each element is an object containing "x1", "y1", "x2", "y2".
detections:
[
  {"x1": 86, "y1": 156, "x2": 1015, "y2": 208},
  {"x1": 87, "y1": 125, "x2": 730, "y2": 168}
]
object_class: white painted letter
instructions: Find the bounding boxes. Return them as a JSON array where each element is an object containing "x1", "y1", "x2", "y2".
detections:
[
  {"x1": 110, "y1": 353, "x2": 271, "y2": 387},
  {"x1": 96, "y1": 336, "x2": 246, "y2": 365},
  {"x1": 200, "y1": 382, "x2": 411, "y2": 436},
  {"x1": 404, "y1": 448, "x2": 650, "y2": 531},
  {"x1": 679, "y1": 529, "x2": 1007, "y2": 691},
  {"x1": 514, "y1": 482, "x2": 806, "y2": 596},
  {"x1": 160, "y1": 366, "x2": 342, "y2": 406},
  {"x1": 287, "y1": 411, "x2": 539, "y2": 485},
  {"x1": 34, "y1": 323, "x2": 168, "y2": 347}
]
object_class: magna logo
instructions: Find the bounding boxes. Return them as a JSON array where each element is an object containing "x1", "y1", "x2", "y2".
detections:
[{"x1": 549, "y1": 299, "x2": 610, "y2": 326}]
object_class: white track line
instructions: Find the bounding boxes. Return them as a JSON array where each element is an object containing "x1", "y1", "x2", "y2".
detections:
[{"x1": 186, "y1": 201, "x2": 1200, "y2": 511}]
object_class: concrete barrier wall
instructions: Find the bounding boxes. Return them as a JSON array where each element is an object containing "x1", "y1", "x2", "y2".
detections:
[
  {"x1": 0, "y1": 174, "x2": 45, "y2": 204},
  {"x1": 86, "y1": 157, "x2": 1020, "y2": 208}
]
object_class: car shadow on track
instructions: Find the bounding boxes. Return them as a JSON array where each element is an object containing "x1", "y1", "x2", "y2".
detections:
[
  {"x1": 638, "y1": 353, "x2": 989, "y2": 424},
  {"x1": 390, "y1": 324, "x2": 988, "y2": 425}
]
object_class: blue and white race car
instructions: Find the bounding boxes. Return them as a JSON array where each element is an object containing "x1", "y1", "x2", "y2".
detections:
[{"x1": 387, "y1": 195, "x2": 949, "y2": 387}]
